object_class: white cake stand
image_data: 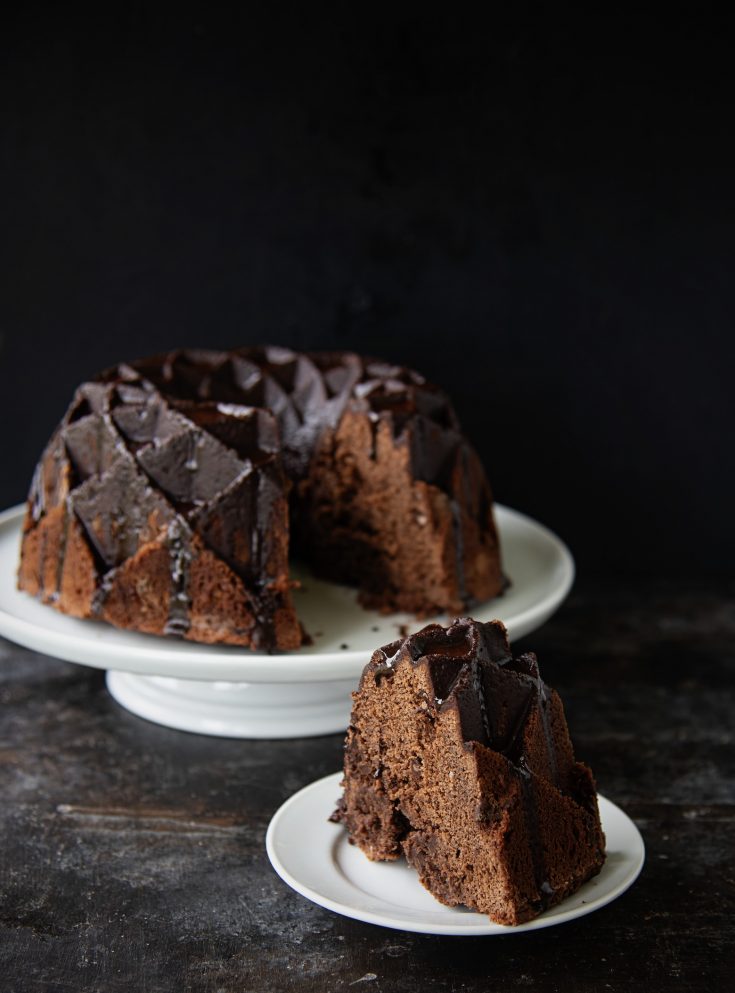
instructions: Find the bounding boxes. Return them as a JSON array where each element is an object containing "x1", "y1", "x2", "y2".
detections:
[{"x1": 0, "y1": 504, "x2": 574, "y2": 738}]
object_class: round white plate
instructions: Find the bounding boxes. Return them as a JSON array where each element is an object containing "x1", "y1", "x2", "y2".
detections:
[
  {"x1": 266, "y1": 772, "x2": 645, "y2": 936},
  {"x1": 0, "y1": 503, "x2": 574, "y2": 737}
]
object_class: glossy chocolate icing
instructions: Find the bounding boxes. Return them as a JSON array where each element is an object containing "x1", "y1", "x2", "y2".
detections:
[
  {"x1": 119, "y1": 347, "x2": 466, "y2": 490},
  {"x1": 366, "y1": 618, "x2": 558, "y2": 772}
]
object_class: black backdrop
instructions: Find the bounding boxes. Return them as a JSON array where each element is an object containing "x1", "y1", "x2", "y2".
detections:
[{"x1": 1, "y1": 9, "x2": 733, "y2": 579}]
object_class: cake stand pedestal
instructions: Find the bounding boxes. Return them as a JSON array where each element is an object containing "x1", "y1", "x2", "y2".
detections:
[{"x1": 106, "y1": 671, "x2": 355, "y2": 738}]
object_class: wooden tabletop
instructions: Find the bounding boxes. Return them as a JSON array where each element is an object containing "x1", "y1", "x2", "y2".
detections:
[{"x1": 1, "y1": 581, "x2": 732, "y2": 992}]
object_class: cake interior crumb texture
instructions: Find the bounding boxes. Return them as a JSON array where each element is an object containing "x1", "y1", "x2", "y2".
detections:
[
  {"x1": 17, "y1": 348, "x2": 503, "y2": 650},
  {"x1": 332, "y1": 618, "x2": 606, "y2": 926}
]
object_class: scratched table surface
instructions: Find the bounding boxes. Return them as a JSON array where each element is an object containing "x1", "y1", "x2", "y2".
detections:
[{"x1": 1, "y1": 581, "x2": 733, "y2": 993}]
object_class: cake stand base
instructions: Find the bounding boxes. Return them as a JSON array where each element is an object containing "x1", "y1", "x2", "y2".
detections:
[{"x1": 105, "y1": 671, "x2": 355, "y2": 738}]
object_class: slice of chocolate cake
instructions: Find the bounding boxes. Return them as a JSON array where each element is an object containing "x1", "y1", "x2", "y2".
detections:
[{"x1": 332, "y1": 618, "x2": 605, "y2": 925}]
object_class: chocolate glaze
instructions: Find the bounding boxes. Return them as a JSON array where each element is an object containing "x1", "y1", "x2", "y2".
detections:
[
  {"x1": 119, "y1": 347, "x2": 470, "y2": 495},
  {"x1": 70, "y1": 456, "x2": 175, "y2": 569},
  {"x1": 517, "y1": 760, "x2": 555, "y2": 911},
  {"x1": 164, "y1": 519, "x2": 192, "y2": 637},
  {"x1": 27, "y1": 431, "x2": 70, "y2": 525},
  {"x1": 366, "y1": 618, "x2": 561, "y2": 774}
]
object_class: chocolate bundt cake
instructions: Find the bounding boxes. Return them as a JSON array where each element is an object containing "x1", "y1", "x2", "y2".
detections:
[
  {"x1": 332, "y1": 618, "x2": 605, "y2": 925},
  {"x1": 17, "y1": 348, "x2": 503, "y2": 650}
]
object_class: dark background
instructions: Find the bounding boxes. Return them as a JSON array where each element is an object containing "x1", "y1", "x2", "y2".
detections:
[{"x1": 1, "y1": 9, "x2": 733, "y2": 579}]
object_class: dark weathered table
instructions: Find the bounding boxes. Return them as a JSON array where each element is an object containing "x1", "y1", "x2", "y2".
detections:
[{"x1": 1, "y1": 582, "x2": 733, "y2": 992}]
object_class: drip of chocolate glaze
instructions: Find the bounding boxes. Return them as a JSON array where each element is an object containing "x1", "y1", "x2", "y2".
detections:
[
  {"x1": 28, "y1": 460, "x2": 45, "y2": 525},
  {"x1": 494, "y1": 687, "x2": 535, "y2": 767},
  {"x1": 164, "y1": 520, "x2": 192, "y2": 637},
  {"x1": 505, "y1": 652, "x2": 559, "y2": 789},
  {"x1": 450, "y1": 499, "x2": 468, "y2": 606},
  {"x1": 449, "y1": 442, "x2": 485, "y2": 611},
  {"x1": 91, "y1": 568, "x2": 116, "y2": 617},
  {"x1": 538, "y1": 684, "x2": 559, "y2": 788},
  {"x1": 51, "y1": 502, "x2": 72, "y2": 604},
  {"x1": 370, "y1": 640, "x2": 403, "y2": 684},
  {"x1": 29, "y1": 433, "x2": 68, "y2": 525},
  {"x1": 517, "y1": 758, "x2": 555, "y2": 912},
  {"x1": 470, "y1": 657, "x2": 491, "y2": 742}
]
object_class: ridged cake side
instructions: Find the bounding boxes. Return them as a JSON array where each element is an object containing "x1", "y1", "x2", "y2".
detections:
[
  {"x1": 333, "y1": 618, "x2": 605, "y2": 925},
  {"x1": 17, "y1": 373, "x2": 300, "y2": 650}
]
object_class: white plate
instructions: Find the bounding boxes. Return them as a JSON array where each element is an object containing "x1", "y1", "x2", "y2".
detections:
[
  {"x1": 0, "y1": 503, "x2": 574, "y2": 737},
  {"x1": 266, "y1": 772, "x2": 645, "y2": 936}
]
